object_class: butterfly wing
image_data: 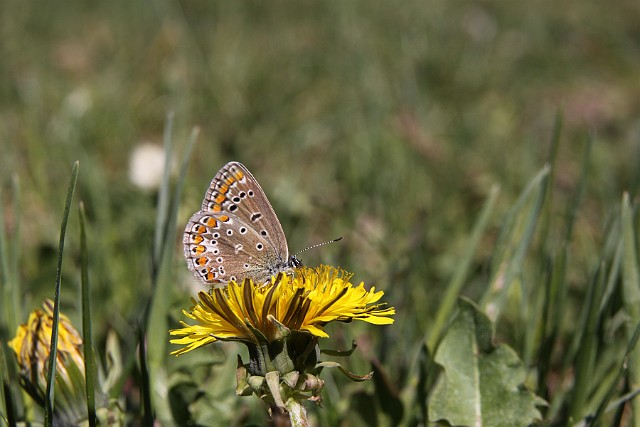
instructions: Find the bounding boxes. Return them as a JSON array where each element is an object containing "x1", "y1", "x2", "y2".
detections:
[
  {"x1": 202, "y1": 162, "x2": 289, "y2": 260},
  {"x1": 184, "y1": 162, "x2": 290, "y2": 286}
]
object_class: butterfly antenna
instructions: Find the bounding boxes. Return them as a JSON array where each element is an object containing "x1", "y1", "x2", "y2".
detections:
[{"x1": 294, "y1": 237, "x2": 343, "y2": 257}]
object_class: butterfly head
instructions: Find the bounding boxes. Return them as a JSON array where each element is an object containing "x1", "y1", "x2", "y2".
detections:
[{"x1": 289, "y1": 255, "x2": 303, "y2": 269}]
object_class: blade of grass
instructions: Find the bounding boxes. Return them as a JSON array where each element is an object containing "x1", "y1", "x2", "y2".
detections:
[
  {"x1": 0, "y1": 188, "x2": 10, "y2": 326},
  {"x1": 1, "y1": 343, "x2": 18, "y2": 426},
  {"x1": 583, "y1": 322, "x2": 640, "y2": 426},
  {"x1": 563, "y1": 136, "x2": 592, "y2": 245},
  {"x1": 145, "y1": 125, "x2": 199, "y2": 423},
  {"x1": 621, "y1": 192, "x2": 640, "y2": 426},
  {"x1": 0, "y1": 176, "x2": 23, "y2": 426},
  {"x1": 139, "y1": 326, "x2": 153, "y2": 426},
  {"x1": 9, "y1": 176, "x2": 21, "y2": 335},
  {"x1": 521, "y1": 116, "x2": 563, "y2": 369},
  {"x1": 427, "y1": 184, "x2": 499, "y2": 349},
  {"x1": 540, "y1": 136, "x2": 593, "y2": 399},
  {"x1": 537, "y1": 111, "x2": 563, "y2": 257},
  {"x1": 152, "y1": 112, "x2": 174, "y2": 281},
  {"x1": 537, "y1": 246, "x2": 567, "y2": 404},
  {"x1": 0, "y1": 178, "x2": 21, "y2": 335},
  {"x1": 45, "y1": 161, "x2": 79, "y2": 427},
  {"x1": 480, "y1": 165, "x2": 550, "y2": 321},
  {"x1": 143, "y1": 113, "x2": 176, "y2": 425},
  {"x1": 79, "y1": 202, "x2": 96, "y2": 427},
  {"x1": 599, "y1": 218, "x2": 622, "y2": 314},
  {"x1": 569, "y1": 263, "x2": 606, "y2": 420}
]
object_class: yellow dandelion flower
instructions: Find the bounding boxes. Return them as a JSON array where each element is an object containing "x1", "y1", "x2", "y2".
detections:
[
  {"x1": 170, "y1": 265, "x2": 394, "y2": 354},
  {"x1": 171, "y1": 265, "x2": 394, "y2": 424},
  {"x1": 9, "y1": 299, "x2": 124, "y2": 426},
  {"x1": 9, "y1": 299, "x2": 87, "y2": 425}
]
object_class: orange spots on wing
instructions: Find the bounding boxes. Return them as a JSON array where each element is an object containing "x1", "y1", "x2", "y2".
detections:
[
  {"x1": 196, "y1": 256, "x2": 207, "y2": 266},
  {"x1": 192, "y1": 235, "x2": 204, "y2": 244},
  {"x1": 206, "y1": 217, "x2": 218, "y2": 227},
  {"x1": 193, "y1": 245, "x2": 205, "y2": 255},
  {"x1": 194, "y1": 224, "x2": 205, "y2": 234},
  {"x1": 234, "y1": 170, "x2": 244, "y2": 180},
  {"x1": 206, "y1": 270, "x2": 215, "y2": 281},
  {"x1": 212, "y1": 205, "x2": 222, "y2": 213},
  {"x1": 218, "y1": 215, "x2": 230, "y2": 222},
  {"x1": 215, "y1": 194, "x2": 225, "y2": 204},
  {"x1": 219, "y1": 184, "x2": 229, "y2": 194}
]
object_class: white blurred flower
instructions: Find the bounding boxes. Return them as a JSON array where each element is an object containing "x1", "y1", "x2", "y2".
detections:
[
  {"x1": 64, "y1": 86, "x2": 93, "y2": 117},
  {"x1": 129, "y1": 142, "x2": 167, "y2": 191}
]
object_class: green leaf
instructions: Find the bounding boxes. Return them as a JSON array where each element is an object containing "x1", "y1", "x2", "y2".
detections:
[{"x1": 429, "y1": 298, "x2": 545, "y2": 427}]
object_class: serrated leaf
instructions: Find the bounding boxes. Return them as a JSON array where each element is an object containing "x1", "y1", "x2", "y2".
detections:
[{"x1": 429, "y1": 298, "x2": 545, "y2": 427}]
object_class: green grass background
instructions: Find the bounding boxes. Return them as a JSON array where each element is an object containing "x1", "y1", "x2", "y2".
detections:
[{"x1": 2, "y1": 1, "x2": 640, "y2": 425}]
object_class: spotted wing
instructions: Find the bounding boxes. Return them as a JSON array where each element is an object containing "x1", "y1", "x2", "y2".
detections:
[
  {"x1": 183, "y1": 161, "x2": 290, "y2": 286},
  {"x1": 202, "y1": 162, "x2": 289, "y2": 261}
]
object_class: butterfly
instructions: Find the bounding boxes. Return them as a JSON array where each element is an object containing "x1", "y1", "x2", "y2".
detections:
[{"x1": 183, "y1": 161, "x2": 302, "y2": 287}]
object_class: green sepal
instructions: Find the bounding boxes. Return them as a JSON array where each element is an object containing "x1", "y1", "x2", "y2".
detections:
[
  {"x1": 315, "y1": 361, "x2": 373, "y2": 382},
  {"x1": 320, "y1": 340, "x2": 358, "y2": 357}
]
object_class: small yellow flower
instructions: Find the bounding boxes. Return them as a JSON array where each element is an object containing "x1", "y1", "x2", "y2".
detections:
[
  {"x1": 170, "y1": 265, "x2": 395, "y2": 354},
  {"x1": 9, "y1": 299, "x2": 87, "y2": 425},
  {"x1": 9, "y1": 299, "x2": 124, "y2": 426}
]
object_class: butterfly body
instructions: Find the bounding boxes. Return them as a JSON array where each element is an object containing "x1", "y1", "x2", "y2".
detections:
[{"x1": 184, "y1": 162, "x2": 300, "y2": 287}]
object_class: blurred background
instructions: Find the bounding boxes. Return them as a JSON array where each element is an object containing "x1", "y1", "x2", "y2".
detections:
[{"x1": 1, "y1": 1, "x2": 640, "y2": 424}]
